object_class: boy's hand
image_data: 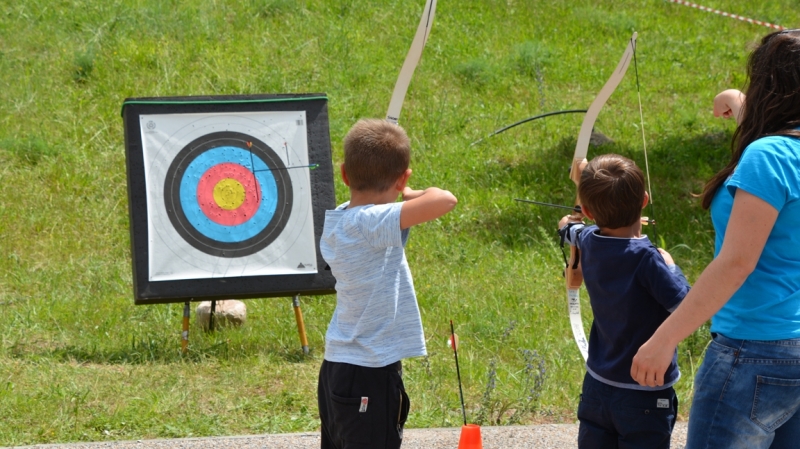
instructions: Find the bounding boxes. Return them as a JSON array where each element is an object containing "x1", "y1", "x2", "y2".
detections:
[
  {"x1": 402, "y1": 186, "x2": 424, "y2": 201},
  {"x1": 713, "y1": 89, "x2": 745, "y2": 124},
  {"x1": 558, "y1": 213, "x2": 584, "y2": 229},
  {"x1": 657, "y1": 248, "x2": 674, "y2": 266}
]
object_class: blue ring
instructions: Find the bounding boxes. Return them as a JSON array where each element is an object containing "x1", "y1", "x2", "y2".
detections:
[{"x1": 179, "y1": 146, "x2": 278, "y2": 242}]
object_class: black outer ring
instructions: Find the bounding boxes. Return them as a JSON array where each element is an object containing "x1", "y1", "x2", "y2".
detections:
[{"x1": 163, "y1": 131, "x2": 293, "y2": 258}]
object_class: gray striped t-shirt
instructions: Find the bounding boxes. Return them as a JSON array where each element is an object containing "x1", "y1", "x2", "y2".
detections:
[{"x1": 320, "y1": 201, "x2": 426, "y2": 367}]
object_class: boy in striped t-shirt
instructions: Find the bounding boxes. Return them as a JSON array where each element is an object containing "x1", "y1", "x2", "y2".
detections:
[{"x1": 318, "y1": 119, "x2": 457, "y2": 449}]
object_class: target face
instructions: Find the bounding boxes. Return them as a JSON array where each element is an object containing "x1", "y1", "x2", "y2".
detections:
[
  {"x1": 140, "y1": 111, "x2": 317, "y2": 282},
  {"x1": 164, "y1": 131, "x2": 292, "y2": 258}
]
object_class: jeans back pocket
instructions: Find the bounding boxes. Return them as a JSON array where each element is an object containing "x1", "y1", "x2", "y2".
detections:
[{"x1": 751, "y1": 375, "x2": 800, "y2": 432}]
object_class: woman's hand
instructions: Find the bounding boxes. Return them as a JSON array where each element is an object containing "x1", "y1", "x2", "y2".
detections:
[
  {"x1": 713, "y1": 89, "x2": 745, "y2": 124},
  {"x1": 631, "y1": 336, "x2": 677, "y2": 387},
  {"x1": 657, "y1": 248, "x2": 674, "y2": 265}
]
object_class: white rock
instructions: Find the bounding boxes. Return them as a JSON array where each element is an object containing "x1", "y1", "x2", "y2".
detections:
[{"x1": 196, "y1": 300, "x2": 247, "y2": 330}]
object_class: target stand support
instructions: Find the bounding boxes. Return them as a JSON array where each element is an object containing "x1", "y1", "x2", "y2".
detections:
[
  {"x1": 181, "y1": 301, "x2": 190, "y2": 354},
  {"x1": 179, "y1": 297, "x2": 310, "y2": 354},
  {"x1": 293, "y1": 295, "x2": 310, "y2": 354}
]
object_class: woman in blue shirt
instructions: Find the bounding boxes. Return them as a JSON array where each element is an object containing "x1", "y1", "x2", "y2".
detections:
[{"x1": 631, "y1": 30, "x2": 800, "y2": 449}]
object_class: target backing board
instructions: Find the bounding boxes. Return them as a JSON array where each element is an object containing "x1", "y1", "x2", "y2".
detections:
[{"x1": 122, "y1": 94, "x2": 336, "y2": 305}]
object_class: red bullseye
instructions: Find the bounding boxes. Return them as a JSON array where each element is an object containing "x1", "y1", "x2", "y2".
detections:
[{"x1": 196, "y1": 163, "x2": 261, "y2": 226}]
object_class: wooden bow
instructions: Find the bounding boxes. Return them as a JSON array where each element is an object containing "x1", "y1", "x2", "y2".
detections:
[
  {"x1": 566, "y1": 32, "x2": 638, "y2": 360},
  {"x1": 386, "y1": 0, "x2": 437, "y2": 125}
]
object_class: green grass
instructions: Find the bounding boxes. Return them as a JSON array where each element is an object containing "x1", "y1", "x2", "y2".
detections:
[{"x1": 2, "y1": 0, "x2": 798, "y2": 445}]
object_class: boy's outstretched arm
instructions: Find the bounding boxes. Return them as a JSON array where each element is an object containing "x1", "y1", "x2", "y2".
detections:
[
  {"x1": 400, "y1": 187, "x2": 457, "y2": 229},
  {"x1": 557, "y1": 214, "x2": 586, "y2": 249},
  {"x1": 713, "y1": 89, "x2": 745, "y2": 124}
]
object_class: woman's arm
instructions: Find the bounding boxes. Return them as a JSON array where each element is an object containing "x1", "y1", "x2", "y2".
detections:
[{"x1": 630, "y1": 190, "x2": 778, "y2": 387}]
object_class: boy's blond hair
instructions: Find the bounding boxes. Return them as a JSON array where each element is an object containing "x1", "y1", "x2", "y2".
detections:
[
  {"x1": 343, "y1": 119, "x2": 410, "y2": 192},
  {"x1": 579, "y1": 154, "x2": 645, "y2": 229}
]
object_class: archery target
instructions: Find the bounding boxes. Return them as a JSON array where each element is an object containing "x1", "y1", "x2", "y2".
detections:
[
  {"x1": 140, "y1": 111, "x2": 317, "y2": 282},
  {"x1": 164, "y1": 131, "x2": 292, "y2": 257}
]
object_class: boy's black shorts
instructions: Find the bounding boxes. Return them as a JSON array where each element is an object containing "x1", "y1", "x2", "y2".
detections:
[
  {"x1": 318, "y1": 360, "x2": 410, "y2": 449},
  {"x1": 577, "y1": 372, "x2": 678, "y2": 449}
]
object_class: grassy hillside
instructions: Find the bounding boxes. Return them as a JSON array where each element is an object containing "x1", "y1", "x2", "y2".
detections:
[{"x1": 1, "y1": 0, "x2": 796, "y2": 445}]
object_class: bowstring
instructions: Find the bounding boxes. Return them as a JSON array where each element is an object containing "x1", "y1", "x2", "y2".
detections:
[{"x1": 632, "y1": 36, "x2": 658, "y2": 247}]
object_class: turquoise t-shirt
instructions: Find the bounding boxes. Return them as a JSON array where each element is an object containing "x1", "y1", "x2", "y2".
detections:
[{"x1": 709, "y1": 135, "x2": 800, "y2": 340}]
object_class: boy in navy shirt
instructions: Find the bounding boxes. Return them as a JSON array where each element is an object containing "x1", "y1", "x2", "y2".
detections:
[{"x1": 558, "y1": 154, "x2": 690, "y2": 449}]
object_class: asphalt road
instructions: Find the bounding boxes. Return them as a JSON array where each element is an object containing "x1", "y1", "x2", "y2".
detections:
[{"x1": 9, "y1": 422, "x2": 688, "y2": 449}]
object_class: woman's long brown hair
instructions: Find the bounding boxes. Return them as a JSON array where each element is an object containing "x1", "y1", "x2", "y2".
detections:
[{"x1": 700, "y1": 30, "x2": 800, "y2": 209}]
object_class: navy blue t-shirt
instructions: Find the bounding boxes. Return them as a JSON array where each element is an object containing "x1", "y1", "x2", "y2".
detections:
[{"x1": 567, "y1": 224, "x2": 690, "y2": 390}]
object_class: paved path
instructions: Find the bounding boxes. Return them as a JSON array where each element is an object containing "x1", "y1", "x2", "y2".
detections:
[{"x1": 10, "y1": 423, "x2": 687, "y2": 449}]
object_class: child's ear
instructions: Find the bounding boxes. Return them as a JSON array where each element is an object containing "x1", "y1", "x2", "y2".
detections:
[
  {"x1": 394, "y1": 169, "x2": 412, "y2": 191},
  {"x1": 340, "y1": 164, "x2": 350, "y2": 186},
  {"x1": 581, "y1": 205, "x2": 595, "y2": 221},
  {"x1": 642, "y1": 191, "x2": 650, "y2": 209}
]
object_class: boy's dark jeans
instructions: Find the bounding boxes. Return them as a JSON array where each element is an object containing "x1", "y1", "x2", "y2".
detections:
[
  {"x1": 318, "y1": 360, "x2": 409, "y2": 449},
  {"x1": 578, "y1": 372, "x2": 678, "y2": 449}
]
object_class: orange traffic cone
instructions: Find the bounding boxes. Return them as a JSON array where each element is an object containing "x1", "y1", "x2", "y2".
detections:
[{"x1": 458, "y1": 424, "x2": 483, "y2": 449}]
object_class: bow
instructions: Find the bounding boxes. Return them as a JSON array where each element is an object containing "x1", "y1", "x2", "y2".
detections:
[
  {"x1": 386, "y1": 0, "x2": 437, "y2": 125},
  {"x1": 470, "y1": 109, "x2": 587, "y2": 146},
  {"x1": 565, "y1": 32, "x2": 639, "y2": 360}
]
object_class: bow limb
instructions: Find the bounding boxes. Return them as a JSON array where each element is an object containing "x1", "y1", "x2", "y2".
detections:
[
  {"x1": 571, "y1": 32, "x2": 638, "y2": 190},
  {"x1": 386, "y1": 0, "x2": 437, "y2": 125},
  {"x1": 470, "y1": 109, "x2": 587, "y2": 146},
  {"x1": 566, "y1": 32, "x2": 638, "y2": 361}
]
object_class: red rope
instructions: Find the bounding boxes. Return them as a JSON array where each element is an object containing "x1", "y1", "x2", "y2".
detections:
[{"x1": 668, "y1": 0, "x2": 786, "y2": 31}]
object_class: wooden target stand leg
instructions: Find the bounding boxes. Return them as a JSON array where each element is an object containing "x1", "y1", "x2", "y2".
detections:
[
  {"x1": 181, "y1": 301, "x2": 190, "y2": 354},
  {"x1": 293, "y1": 295, "x2": 310, "y2": 354},
  {"x1": 181, "y1": 300, "x2": 216, "y2": 354},
  {"x1": 180, "y1": 299, "x2": 216, "y2": 354},
  {"x1": 182, "y1": 298, "x2": 309, "y2": 355}
]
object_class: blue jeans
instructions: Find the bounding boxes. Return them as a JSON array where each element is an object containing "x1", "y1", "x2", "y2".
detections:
[
  {"x1": 687, "y1": 333, "x2": 800, "y2": 449},
  {"x1": 578, "y1": 372, "x2": 678, "y2": 449}
]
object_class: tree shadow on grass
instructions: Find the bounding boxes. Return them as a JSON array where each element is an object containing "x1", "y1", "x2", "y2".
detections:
[
  {"x1": 9, "y1": 332, "x2": 316, "y2": 365},
  {"x1": 474, "y1": 129, "x2": 732, "y2": 250}
]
